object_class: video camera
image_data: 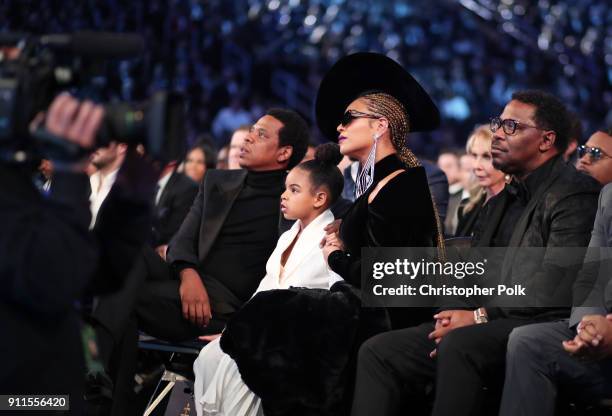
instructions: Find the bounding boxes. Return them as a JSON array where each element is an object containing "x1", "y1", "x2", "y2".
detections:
[{"x1": 0, "y1": 31, "x2": 185, "y2": 163}]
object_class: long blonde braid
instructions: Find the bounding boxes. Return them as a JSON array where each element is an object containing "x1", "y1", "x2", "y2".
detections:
[{"x1": 361, "y1": 92, "x2": 446, "y2": 257}]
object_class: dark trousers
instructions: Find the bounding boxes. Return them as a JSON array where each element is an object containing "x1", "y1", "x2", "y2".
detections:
[
  {"x1": 93, "y1": 247, "x2": 230, "y2": 363},
  {"x1": 351, "y1": 318, "x2": 531, "y2": 416},
  {"x1": 499, "y1": 321, "x2": 612, "y2": 416},
  {"x1": 92, "y1": 247, "x2": 232, "y2": 415}
]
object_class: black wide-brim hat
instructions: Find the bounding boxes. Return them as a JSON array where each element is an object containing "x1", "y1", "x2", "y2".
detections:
[{"x1": 315, "y1": 52, "x2": 440, "y2": 141}]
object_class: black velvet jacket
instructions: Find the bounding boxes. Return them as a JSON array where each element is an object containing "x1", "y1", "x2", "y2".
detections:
[
  {"x1": 328, "y1": 154, "x2": 438, "y2": 287},
  {"x1": 471, "y1": 156, "x2": 601, "y2": 320}
]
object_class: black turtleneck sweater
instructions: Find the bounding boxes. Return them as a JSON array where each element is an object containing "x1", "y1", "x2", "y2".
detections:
[{"x1": 200, "y1": 169, "x2": 285, "y2": 302}]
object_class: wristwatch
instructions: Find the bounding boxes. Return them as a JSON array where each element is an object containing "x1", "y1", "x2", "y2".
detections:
[{"x1": 473, "y1": 307, "x2": 488, "y2": 324}]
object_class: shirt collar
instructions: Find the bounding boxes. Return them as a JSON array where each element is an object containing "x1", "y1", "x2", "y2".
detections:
[
  {"x1": 506, "y1": 155, "x2": 560, "y2": 204},
  {"x1": 157, "y1": 170, "x2": 173, "y2": 189}
]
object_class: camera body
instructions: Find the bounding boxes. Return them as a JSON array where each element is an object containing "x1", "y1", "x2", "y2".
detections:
[{"x1": 0, "y1": 32, "x2": 185, "y2": 163}]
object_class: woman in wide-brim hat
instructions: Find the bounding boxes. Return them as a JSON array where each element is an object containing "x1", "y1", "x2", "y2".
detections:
[
  {"x1": 320, "y1": 53, "x2": 444, "y2": 309},
  {"x1": 219, "y1": 53, "x2": 444, "y2": 416}
]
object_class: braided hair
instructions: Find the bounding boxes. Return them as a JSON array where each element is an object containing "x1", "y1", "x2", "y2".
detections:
[{"x1": 359, "y1": 91, "x2": 446, "y2": 256}]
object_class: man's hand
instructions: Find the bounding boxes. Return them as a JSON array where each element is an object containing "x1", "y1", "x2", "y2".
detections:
[
  {"x1": 563, "y1": 314, "x2": 612, "y2": 359},
  {"x1": 428, "y1": 310, "x2": 476, "y2": 358},
  {"x1": 43, "y1": 93, "x2": 104, "y2": 149},
  {"x1": 179, "y1": 268, "x2": 212, "y2": 327}
]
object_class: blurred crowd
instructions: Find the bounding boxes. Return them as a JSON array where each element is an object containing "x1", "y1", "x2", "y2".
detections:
[{"x1": 1, "y1": 0, "x2": 609, "y2": 159}]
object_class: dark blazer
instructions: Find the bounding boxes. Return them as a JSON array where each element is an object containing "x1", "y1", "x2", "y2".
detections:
[
  {"x1": 455, "y1": 193, "x2": 486, "y2": 238},
  {"x1": 570, "y1": 183, "x2": 612, "y2": 325},
  {"x1": 473, "y1": 156, "x2": 601, "y2": 320},
  {"x1": 445, "y1": 190, "x2": 463, "y2": 236},
  {"x1": 152, "y1": 171, "x2": 198, "y2": 247},
  {"x1": 168, "y1": 169, "x2": 249, "y2": 268}
]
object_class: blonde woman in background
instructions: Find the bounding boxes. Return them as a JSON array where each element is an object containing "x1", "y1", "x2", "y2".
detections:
[{"x1": 455, "y1": 124, "x2": 507, "y2": 237}]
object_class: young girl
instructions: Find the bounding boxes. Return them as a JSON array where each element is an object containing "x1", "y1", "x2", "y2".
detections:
[{"x1": 193, "y1": 143, "x2": 345, "y2": 416}]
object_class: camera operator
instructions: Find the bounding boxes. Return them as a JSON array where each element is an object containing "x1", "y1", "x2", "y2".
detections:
[{"x1": 0, "y1": 93, "x2": 158, "y2": 413}]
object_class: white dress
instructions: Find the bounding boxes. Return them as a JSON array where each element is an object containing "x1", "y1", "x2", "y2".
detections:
[{"x1": 193, "y1": 209, "x2": 343, "y2": 416}]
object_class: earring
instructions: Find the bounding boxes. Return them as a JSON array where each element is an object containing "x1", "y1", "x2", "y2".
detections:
[{"x1": 356, "y1": 134, "x2": 380, "y2": 198}]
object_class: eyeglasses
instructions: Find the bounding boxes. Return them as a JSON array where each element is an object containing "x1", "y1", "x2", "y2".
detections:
[
  {"x1": 341, "y1": 110, "x2": 381, "y2": 127},
  {"x1": 577, "y1": 145, "x2": 612, "y2": 161},
  {"x1": 490, "y1": 117, "x2": 544, "y2": 136}
]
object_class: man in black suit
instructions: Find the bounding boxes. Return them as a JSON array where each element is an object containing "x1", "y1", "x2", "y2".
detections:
[
  {"x1": 151, "y1": 162, "x2": 198, "y2": 258},
  {"x1": 350, "y1": 90, "x2": 601, "y2": 416},
  {"x1": 499, "y1": 183, "x2": 612, "y2": 416},
  {"x1": 137, "y1": 108, "x2": 308, "y2": 339},
  {"x1": 102, "y1": 108, "x2": 308, "y2": 414}
]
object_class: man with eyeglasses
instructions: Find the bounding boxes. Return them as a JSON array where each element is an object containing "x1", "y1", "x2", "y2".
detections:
[
  {"x1": 351, "y1": 90, "x2": 601, "y2": 416},
  {"x1": 576, "y1": 129, "x2": 612, "y2": 185}
]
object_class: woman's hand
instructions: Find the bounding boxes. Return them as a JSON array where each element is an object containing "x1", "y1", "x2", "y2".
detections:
[
  {"x1": 324, "y1": 219, "x2": 342, "y2": 235},
  {"x1": 322, "y1": 232, "x2": 344, "y2": 263},
  {"x1": 320, "y1": 219, "x2": 343, "y2": 248}
]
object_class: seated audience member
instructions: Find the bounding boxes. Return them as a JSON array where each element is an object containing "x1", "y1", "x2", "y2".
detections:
[
  {"x1": 193, "y1": 143, "x2": 345, "y2": 416},
  {"x1": 576, "y1": 128, "x2": 612, "y2": 185},
  {"x1": 499, "y1": 182, "x2": 612, "y2": 416},
  {"x1": 212, "y1": 97, "x2": 252, "y2": 144},
  {"x1": 351, "y1": 90, "x2": 601, "y2": 416},
  {"x1": 211, "y1": 52, "x2": 443, "y2": 416},
  {"x1": 228, "y1": 125, "x2": 250, "y2": 169},
  {"x1": 298, "y1": 141, "x2": 354, "y2": 219},
  {"x1": 184, "y1": 135, "x2": 217, "y2": 184},
  {"x1": 563, "y1": 112, "x2": 582, "y2": 164},
  {"x1": 89, "y1": 149, "x2": 196, "y2": 412},
  {"x1": 100, "y1": 109, "x2": 308, "y2": 414},
  {"x1": 35, "y1": 158, "x2": 54, "y2": 193},
  {"x1": 455, "y1": 124, "x2": 506, "y2": 237},
  {"x1": 341, "y1": 159, "x2": 359, "y2": 201},
  {"x1": 216, "y1": 144, "x2": 229, "y2": 169},
  {"x1": 438, "y1": 149, "x2": 463, "y2": 235},
  {"x1": 302, "y1": 142, "x2": 317, "y2": 162},
  {"x1": 421, "y1": 159, "x2": 450, "y2": 229},
  {"x1": 459, "y1": 151, "x2": 477, "y2": 199},
  {"x1": 160, "y1": 111, "x2": 305, "y2": 331},
  {"x1": 89, "y1": 141, "x2": 128, "y2": 229},
  {"x1": 151, "y1": 159, "x2": 198, "y2": 258}
]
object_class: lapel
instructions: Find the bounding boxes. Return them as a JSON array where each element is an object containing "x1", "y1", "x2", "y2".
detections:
[
  {"x1": 507, "y1": 158, "x2": 564, "y2": 247},
  {"x1": 198, "y1": 169, "x2": 248, "y2": 261},
  {"x1": 500, "y1": 159, "x2": 564, "y2": 283},
  {"x1": 269, "y1": 220, "x2": 302, "y2": 284},
  {"x1": 157, "y1": 171, "x2": 178, "y2": 210},
  {"x1": 282, "y1": 210, "x2": 334, "y2": 281}
]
